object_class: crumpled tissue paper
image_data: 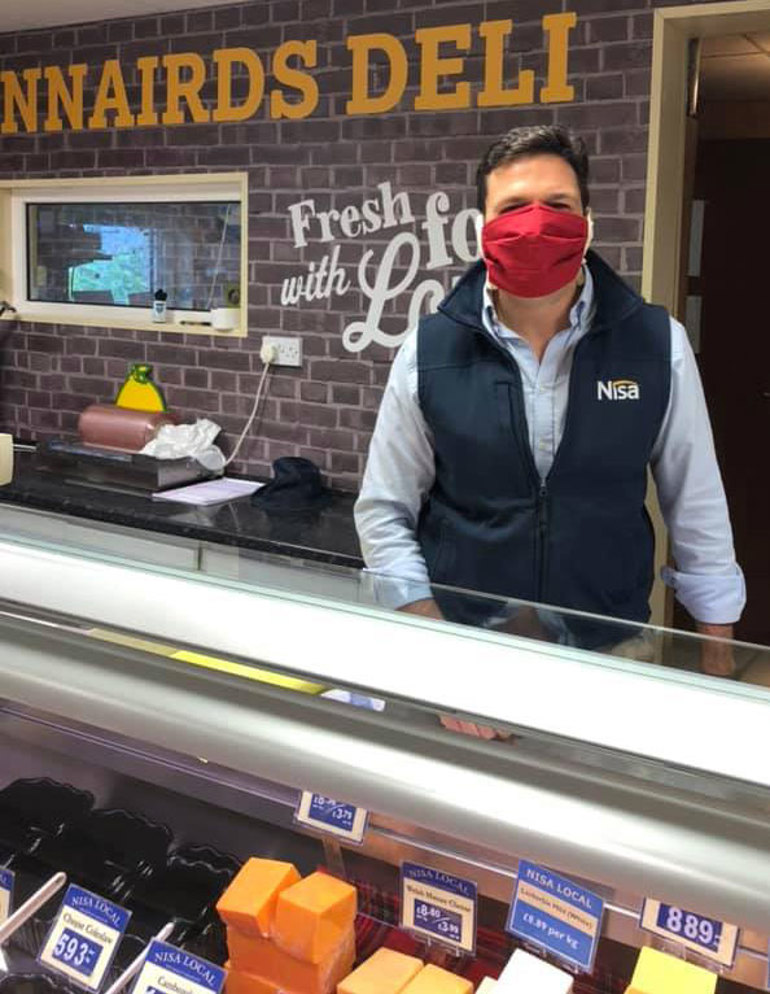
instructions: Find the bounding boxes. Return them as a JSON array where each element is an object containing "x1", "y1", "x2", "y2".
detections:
[{"x1": 141, "y1": 418, "x2": 225, "y2": 472}]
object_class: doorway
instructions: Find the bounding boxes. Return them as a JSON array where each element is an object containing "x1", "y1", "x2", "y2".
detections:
[{"x1": 644, "y1": 1, "x2": 770, "y2": 645}]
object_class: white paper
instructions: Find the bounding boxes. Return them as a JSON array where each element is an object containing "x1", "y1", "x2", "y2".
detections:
[{"x1": 153, "y1": 478, "x2": 262, "y2": 505}]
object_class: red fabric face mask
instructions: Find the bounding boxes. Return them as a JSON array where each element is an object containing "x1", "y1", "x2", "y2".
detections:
[{"x1": 481, "y1": 203, "x2": 589, "y2": 299}]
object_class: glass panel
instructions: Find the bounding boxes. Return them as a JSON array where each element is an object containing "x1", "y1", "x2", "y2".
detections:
[
  {"x1": 26, "y1": 201, "x2": 241, "y2": 311},
  {"x1": 0, "y1": 511, "x2": 768, "y2": 696}
]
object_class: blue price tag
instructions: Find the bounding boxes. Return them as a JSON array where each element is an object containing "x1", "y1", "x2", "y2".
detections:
[
  {"x1": 0, "y1": 868, "x2": 13, "y2": 923},
  {"x1": 131, "y1": 939, "x2": 226, "y2": 994},
  {"x1": 507, "y1": 860, "x2": 604, "y2": 973},
  {"x1": 414, "y1": 899, "x2": 463, "y2": 944},
  {"x1": 295, "y1": 791, "x2": 369, "y2": 844},
  {"x1": 640, "y1": 898, "x2": 738, "y2": 968},
  {"x1": 657, "y1": 904, "x2": 721, "y2": 952},
  {"x1": 309, "y1": 795, "x2": 357, "y2": 832},
  {"x1": 401, "y1": 862, "x2": 478, "y2": 954},
  {"x1": 51, "y1": 928, "x2": 103, "y2": 975},
  {"x1": 39, "y1": 884, "x2": 131, "y2": 991}
]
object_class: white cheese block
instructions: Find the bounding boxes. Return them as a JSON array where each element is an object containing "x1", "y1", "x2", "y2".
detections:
[
  {"x1": 496, "y1": 949, "x2": 573, "y2": 993},
  {"x1": 477, "y1": 980, "x2": 497, "y2": 992}
]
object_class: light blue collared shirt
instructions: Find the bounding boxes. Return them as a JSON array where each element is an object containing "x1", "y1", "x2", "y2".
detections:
[{"x1": 355, "y1": 267, "x2": 745, "y2": 626}]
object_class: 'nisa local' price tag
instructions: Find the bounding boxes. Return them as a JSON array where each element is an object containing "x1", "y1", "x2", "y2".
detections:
[
  {"x1": 640, "y1": 899, "x2": 739, "y2": 968},
  {"x1": 0, "y1": 868, "x2": 13, "y2": 923},
  {"x1": 507, "y1": 860, "x2": 605, "y2": 973},
  {"x1": 295, "y1": 791, "x2": 369, "y2": 845},
  {"x1": 130, "y1": 939, "x2": 226, "y2": 994},
  {"x1": 400, "y1": 862, "x2": 478, "y2": 955},
  {"x1": 38, "y1": 883, "x2": 131, "y2": 992}
]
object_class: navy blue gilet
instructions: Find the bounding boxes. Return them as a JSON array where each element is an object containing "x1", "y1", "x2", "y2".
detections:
[{"x1": 416, "y1": 251, "x2": 671, "y2": 629}]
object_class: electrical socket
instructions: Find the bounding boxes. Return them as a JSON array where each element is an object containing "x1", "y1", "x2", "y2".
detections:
[{"x1": 261, "y1": 335, "x2": 302, "y2": 368}]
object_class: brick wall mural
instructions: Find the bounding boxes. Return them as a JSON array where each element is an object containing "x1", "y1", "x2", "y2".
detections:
[{"x1": 0, "y1": 0, "x2": 704, "y2": 490}]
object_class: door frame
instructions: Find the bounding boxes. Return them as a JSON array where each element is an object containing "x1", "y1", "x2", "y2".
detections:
[{"x1": 642, "y1": 0, "x2": 770, "y2": 625}]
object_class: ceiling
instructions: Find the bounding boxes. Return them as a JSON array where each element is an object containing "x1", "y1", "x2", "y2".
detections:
[
  {"x1": 0, "y1": 0, "x2": 238, "y2": 33},
  {"x1": 701, "y1": 33, "x2": 770, "y2": 101}
]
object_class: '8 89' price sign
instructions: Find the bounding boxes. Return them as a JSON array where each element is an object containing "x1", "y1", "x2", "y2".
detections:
[
  {"x1": 640, "y1": 899, "x2": 739, "y2": 968},
  {"x1": 38, "y1": 884, "x2": 130, "y2": 991}
]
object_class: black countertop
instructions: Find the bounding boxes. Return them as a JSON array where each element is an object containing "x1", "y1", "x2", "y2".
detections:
[{"x1": 0, "y1": 451, "x2": 364, "y2": 569}]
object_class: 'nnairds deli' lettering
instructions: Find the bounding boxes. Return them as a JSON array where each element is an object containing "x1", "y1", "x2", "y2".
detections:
[{"x1": 0, "y1": 13, "x2": 576, "y2": 135}]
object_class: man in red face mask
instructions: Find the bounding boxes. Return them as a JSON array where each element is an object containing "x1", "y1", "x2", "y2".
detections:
[{"x1": 355, "y1": 126, "x2": 744, "y2": 672}]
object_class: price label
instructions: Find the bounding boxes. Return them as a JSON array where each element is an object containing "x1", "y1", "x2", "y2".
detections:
[
  {"x1": 640, "y1": 899, "x2": 739, "y2": 968},
  {"x1": 295, "y1": 792, "x2": 369, "y2": 845},
  {"x1": 0, "y1": 868, "x2": 13, "y2": 923},
  {"x1": 507, "y1": 860, "x2": 605, "y2": 973},
  {"x1": 131, "y1": 939, "x2": 226, "y2": 994},
  {"x1": 39, "y1": 884, "x2": 130, "y2": 991},
  {"x1": 400, "y1": 862, "x2": 477, "y2": 955}
]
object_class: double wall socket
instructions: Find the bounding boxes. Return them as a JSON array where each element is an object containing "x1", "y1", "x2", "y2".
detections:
[{"x1": 261, "y1": 335, "x2": 303, "y2": 367}]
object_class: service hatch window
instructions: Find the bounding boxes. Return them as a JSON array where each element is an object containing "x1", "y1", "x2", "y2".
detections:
[
  {"x1": 27, "y1": 201, "x2": 240, "y2": 311},
  {"x1": 0, "y1": 174, "x2": 247, "y2": 335}
]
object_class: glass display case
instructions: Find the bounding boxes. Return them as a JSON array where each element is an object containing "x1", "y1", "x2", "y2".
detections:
[{"x1": 0, "y1": 503, "x2": 768, "y2": 993}]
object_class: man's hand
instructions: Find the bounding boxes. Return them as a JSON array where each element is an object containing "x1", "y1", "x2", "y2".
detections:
[
  {"x1": 398, "y1": 598, "x2": 444, "y2": 620},
  {"x1": 697, "y1": 622, "x2": 736, "y2": 677}
]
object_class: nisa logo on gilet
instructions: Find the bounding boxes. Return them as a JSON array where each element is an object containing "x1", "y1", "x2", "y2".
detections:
[{"x1": 597, "y1": 379, "x2": 640, "y2": 401}]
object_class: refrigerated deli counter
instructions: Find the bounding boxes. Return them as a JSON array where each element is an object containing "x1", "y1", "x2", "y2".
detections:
[{"x1": 0, "y1": 502, "x2": 769, "y2": 994}]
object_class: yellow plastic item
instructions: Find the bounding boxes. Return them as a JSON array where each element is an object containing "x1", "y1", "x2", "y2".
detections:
[
  {"x1": 115, "y1": 363, "x2": 167, "y2": 412},
  {"x1": 171, "y1": 650, "x2": 326, "y2": 695},
  {"x1": 625, "y1": 947, "x2": 717, "y2": 994}
]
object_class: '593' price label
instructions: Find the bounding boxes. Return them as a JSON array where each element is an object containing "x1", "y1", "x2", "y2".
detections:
[
  {"x1": 39, "y1": 884, "x2": 131, "y2": 991},
  {"x1": 640, "y1": 899, "x2": 739, "y2": 968},
  {"x1": 295, "y1": 792, "x2": 369, "y2": 844}
]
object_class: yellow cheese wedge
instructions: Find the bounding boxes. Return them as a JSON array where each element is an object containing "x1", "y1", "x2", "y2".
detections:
[
  {"x1": 400, "y1": 965, "x2": 473, "y2": 994},
  {"x1": 337, "y1": 948, "x2": 423, "y2": 994},
  {"x1": 626, "y1": 947, "x2": 717, "y2": 994},
  {"x1": 172, "y1": 650, "x2": 326, "y2": 694},
  {"x1": 273, "y1": 872, "x2": 357, "y2": 965},
  {"x1": 217, "y1": 859, "x2": 301, "y2": 938}
]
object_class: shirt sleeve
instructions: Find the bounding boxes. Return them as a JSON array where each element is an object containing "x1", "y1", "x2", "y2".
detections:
[
  {"x1": 651, "y1": 318, "x2": 746, "y2": 625},
  {"x1": 353, "y1": 330, "x2": 436, "y2": 609}
]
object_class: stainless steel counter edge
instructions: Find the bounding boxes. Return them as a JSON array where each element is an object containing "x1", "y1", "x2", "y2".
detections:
[
  {"x1": 0, "y1": 536, "x2": 767, "y2": 790},
  {"x1": 1, "y1": 613, "x2": 770, "y2": 934}
]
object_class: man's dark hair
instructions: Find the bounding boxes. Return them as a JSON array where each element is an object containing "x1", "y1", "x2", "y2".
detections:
[{"x1": 476, "y1": 125, "x2": 590, "y2": 213}]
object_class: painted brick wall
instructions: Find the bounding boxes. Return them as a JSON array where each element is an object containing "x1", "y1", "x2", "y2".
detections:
[{"x1": 0, "y1": 0, "x2": 702, "y2": 491}]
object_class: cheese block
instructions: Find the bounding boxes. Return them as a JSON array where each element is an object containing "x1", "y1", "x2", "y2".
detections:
[
  {"x1": 400, "y1": 965, "x2": 473, "y2": 994},
  {"x1": 225, "y1": 962, "x2": 280, "y2": 994},
  {"x1": 625, "y1": 947, "x2": 717, "y2": 994},
  {"x1": 217, "y1": 859, "x2": 301, "y2": 937},
  {"x1": 227, "y1": 926, "x2": 355, "y2": 994},
  {"x1": 273, "y1": 872, "x2": 357, "y2": 964},
  {"x1": 496, "y1": 950, "x2": 572, "y2": 993},
  {"x1": 337, "y1": 948, "x2": 423, "y2": 994},
  {"x1": 477, "y1": 981, "x2": 497, "y2": 993}
]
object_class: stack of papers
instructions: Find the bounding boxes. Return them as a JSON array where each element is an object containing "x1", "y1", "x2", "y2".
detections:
[{"x1": 153, "y1": 477, "x2": 262, "y2": 505}]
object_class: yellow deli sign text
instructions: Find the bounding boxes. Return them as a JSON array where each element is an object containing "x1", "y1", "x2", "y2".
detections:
[{"x1": 0, "y1": 14, "x2": 577, "y2": 135}]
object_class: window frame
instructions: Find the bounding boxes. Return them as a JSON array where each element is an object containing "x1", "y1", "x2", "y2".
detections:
[{"x1": 0, "y1": 172, "x2": 248, "y2": 337}]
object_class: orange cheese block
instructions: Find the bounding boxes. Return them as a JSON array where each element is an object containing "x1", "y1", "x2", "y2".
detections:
[
  {"x1": 227, "y1": 926, "x2": 355, "y2": 994},
  {"x1": 273, "y1": 872, "x2": 357, "y2": 964},
  {"x1": 337, "y1": 948, "x2": 423, "y2": 994},
  {"x1": 401, "y1": 965, "x2": 473, "y2": 994},
  {"x1": 217, "y1": 858, "x2": 301, "y2": 937},
  {"x1": 225, "y1": 962, "x2": 280, "y2": 994}
]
